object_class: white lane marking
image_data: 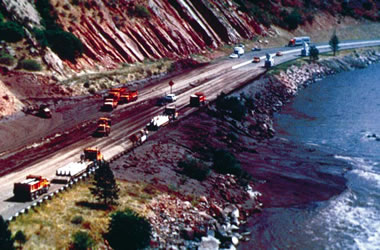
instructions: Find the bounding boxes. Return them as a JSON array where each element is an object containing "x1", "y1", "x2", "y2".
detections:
[{"x1": 231, "y1": 40, "x2": 380, "y2": 70}]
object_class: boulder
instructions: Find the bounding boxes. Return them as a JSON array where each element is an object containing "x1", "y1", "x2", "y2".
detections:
[{"x1": 199, "y1": 235, "x2": 220, "y2": 250}]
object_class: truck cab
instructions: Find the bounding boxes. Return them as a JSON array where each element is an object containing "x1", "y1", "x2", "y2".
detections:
[
  {"x1": 190, "y1": 92, "x2": 206, "y2": 107},
  {"x1": 83, "y1": 148, "x2": 103, "y2": 162},
  {"x1": 95, "y1": 117, "x2": 111, "y2": 136},
  {"x1": 164, "y1": 105, "x2": 178, "y2": 120}
]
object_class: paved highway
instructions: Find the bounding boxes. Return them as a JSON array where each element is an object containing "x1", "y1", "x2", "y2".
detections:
[{"x1": 0, "y1": 39, "x2": 379, "y2": 220}]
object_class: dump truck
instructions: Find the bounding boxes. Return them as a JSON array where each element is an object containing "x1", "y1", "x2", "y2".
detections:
[
  {"x1": 13, "y1": 175, "x2": 50, "y2": 200},
  {"x1": 146, "y1": 115, "x2": 170, "y2": 131},
  {"x1": 190, "y1": 92, "x2": 206, "y2": 107},
  {"x1": 163, "y1": 105, "x2": 178, "y2": 120},
  {"x1": 129, "y1": 129, "x2": 148, "y2": 146},
  {"x1": 102, "y1": 96, "x2": 118, "y2": 111},
  {"x1": 102, "y1": 88, "x2": 122, "y2": 111},
  {"x1": 95, "y1": 117, "x2": 111, "y2": 136},
  {"x1": 52, "y1": 148, "x2": 102, "y2": 184},
  {"x1": 120, "y1": 90, "x2": 138, "y2": 103}
]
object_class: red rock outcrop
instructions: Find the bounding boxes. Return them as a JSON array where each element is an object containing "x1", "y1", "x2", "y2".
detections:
[{"x1": 52, "y1": 0, "x2": 260, "y2": 72}]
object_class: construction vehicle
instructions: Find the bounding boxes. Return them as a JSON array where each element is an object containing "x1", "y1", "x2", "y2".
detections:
[
  {"x1": 14, "y1": 175, "x2": 50, "y2": 200},
  {"x1": 264, "y1": 53, "x2": 274, "y2": 68},
  {"x1": 102, "y1": 96, "x2": 118, "y2": 111},
  {"x1": 146, "y1": 115, "x2": 170, "y2": 131},
  {"x1": 120, "y1": 89, "x2": 138, "y2": 103},
  {"x1": 102, "y1": 88, "x2": 121, "y2": 111},
  {"x1": 94, "y1": 117, "x2": 111, "y2": 136},
  {"x1": 190, "y1": 92, "x2": 206, "y2": 107},
  {"x1": 288, "y1": 36, "x2": 310, "y2": 47},
  {"x1": 129, "y1": 129, "x2": 148, "y2": 146},
  {"x1": 24, "y1": 104, "x2": 52, "y2": 118},
  {"x1": 164, "y1": 105, "x2": 178, "y2": 120},
  {"x1": 52, "y1": 148, "x2": 103, "y2": 184}
]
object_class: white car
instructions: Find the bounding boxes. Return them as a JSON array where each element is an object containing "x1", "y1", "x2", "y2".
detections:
[
  {"x1": 233, "y1": 46, "x2": 244, "y2": 56},
  {"x1": 164, "y1": 94, "x2": 177, "y2": 102}
]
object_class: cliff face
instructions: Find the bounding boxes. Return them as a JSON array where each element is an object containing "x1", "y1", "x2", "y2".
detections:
[{"x1": 50, "y1": 0, "x2": 260, "y2": 72}]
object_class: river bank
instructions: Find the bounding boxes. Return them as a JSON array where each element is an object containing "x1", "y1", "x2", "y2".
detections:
[{"x1": 109, "y1": 48, "x2": 380, "y2": 249}]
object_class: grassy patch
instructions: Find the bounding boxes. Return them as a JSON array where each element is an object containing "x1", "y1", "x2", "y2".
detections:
[{"x1": 9, "y1": 179, "x2": 157, "y2": 249}]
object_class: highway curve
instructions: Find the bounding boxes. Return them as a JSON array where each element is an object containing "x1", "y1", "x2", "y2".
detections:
[{"x1": 0, "y1": 40, "x2": 379, "y2": 219}]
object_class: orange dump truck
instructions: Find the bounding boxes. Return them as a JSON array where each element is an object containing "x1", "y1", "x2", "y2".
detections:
[
  {"x1": 95, "y1": 117, "x2": 111, "y2": 136},
  {"x1": 14, "y1": 175, "x2": 50, "y2": 200},
  {"x1": 102, "y1": 88, "x2": 121, "y2": 111},
  {"x1": 120, "y1": 89, "x2": 138, "y2": 103}
]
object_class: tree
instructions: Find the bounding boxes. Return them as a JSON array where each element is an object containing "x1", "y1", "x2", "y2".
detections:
[
  {"x1": 45, "y1": 29, "x2": 84, "y2": 61},
  {"x1": 71, "y1": 231, "x2": 94, "y2": 250},
  {"x1": 13, "y1": 230, "x2": 26, "y2": 249},
  {"x1": 89, "y1": 161, "x2": 119, "y2": 207},
  {"x1": 0, "y1": 216, "x2": 14, "y2": 250},
  {"x1": 106, "y1": 209, "x2": 152, "y2": 250},
  {"x1": 0, "y1": 22, "x2": 25, "y2": 43},
  {"x1": 309, "y1": 45, "x2": 319, "y2": 62},
  {"x1": 213, "y1": 149, "x2": 241, "y2": 176},
  {"x1": 329, "y1": 31, "x2": 339, "y2": 56}
]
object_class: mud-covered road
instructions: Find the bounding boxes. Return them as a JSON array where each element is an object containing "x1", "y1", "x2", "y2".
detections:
[{"x1": 0, "y1": 54, "x2": 267, "y2": 219}]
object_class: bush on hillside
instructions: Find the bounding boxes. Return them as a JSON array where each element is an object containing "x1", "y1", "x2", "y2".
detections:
[
  {"x1": 32, "y1": 28, "x2": 49, "y2": 47},
  {"x1": 0, "y1": 53, "x2": 15, "y2": 66},
  {"x1": 179, "y1": 157, "x2": 210, "y2": 181},
  {"x1": 45, "y1": 29, "x2": 83, "y2": 61},
  {"x1": 106, "y1": 209, "x2": 151, "y2": 250},
  {"x1": 283, "y1": 10, "x2": 303, "y2": 30},
  {"x1": 129, "y1": 4, "x2": 151, "y2": 18},
  {"x1": 213, "y1": 149, "x2": 242, "y2": 176},
  {"x1": 18, "y1": 59, "x2": 42, "y2": 71},
  {"x1": 215, "y1": 93, "x2": 246, "y2": 121},
  {"x1": 71, "y1": 231, "x2": 94, "y2": 250},
  {"x1": 0, "y1": 21, "x2": 25, "y2": 42}
]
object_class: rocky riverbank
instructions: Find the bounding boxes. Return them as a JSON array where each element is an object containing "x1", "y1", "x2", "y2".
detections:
[{"x1": 110, "y1": 48, "x2": 380, "y2": 249}]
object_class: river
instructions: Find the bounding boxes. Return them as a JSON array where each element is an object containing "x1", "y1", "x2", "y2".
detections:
[{"x1": 241, "y1": 63, "x2": 380, "y2": 249}]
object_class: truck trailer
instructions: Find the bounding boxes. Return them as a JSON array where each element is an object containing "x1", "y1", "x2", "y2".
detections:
[
  {"x1": 52, "y1": 148, "x2": 102, "y2": 184},
  {"x1": 146, "y1": 115, "x2": 170, "y2": 131},
  {"x1": 13, "y1": 175, "x2": 50, "y2": 200}
]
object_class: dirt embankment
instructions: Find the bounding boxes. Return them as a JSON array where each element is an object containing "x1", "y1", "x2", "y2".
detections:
[{"x1": 108, "y1": 48, "x2": 380, "y2": 248}]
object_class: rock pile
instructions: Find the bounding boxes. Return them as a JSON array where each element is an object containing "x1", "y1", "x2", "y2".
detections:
[{"x1": 147, "y1": 178, "x2": 262, "y2": 249}]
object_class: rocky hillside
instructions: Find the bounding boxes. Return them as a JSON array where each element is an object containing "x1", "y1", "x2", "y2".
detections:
[
  {"x1": 1, "y1": 0, "x2": 378, "y2": 76},
  {"x1": 0, "y1": 0, "x2": 379, "y2": 117}
]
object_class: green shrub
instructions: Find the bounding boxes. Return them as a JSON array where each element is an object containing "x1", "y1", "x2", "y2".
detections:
[
  {"x1": 18, "y1": 59, "x2": 42, "y2": 71},
  {"x1": 71, "y1": 231, "x2": 94, "y2": 250},
  {"x1": 13, "y1": 230, "x2": 27, "y2": 248},
  {"x1": 32, "y1": 28, "x2": 49, "y2": 47},
  {"x1": 71, "y1": 215, "x2": 84, "y2": 225},
  {"x1": 0, "y1": 21, "x2": 25, "y2": 42},
  {"x1": 106, "y1": 209, "x2": 151, "y2": 250},
  {"x1": 179, "y1": 158, "x2": 210, "y2": 181},
  {"x1": 213, "y1": 149, "x2": 241, "y2": 176},
  {"x1": 35, "y1": 0, "x2": 83, "y2": 61},
  {"x1": 131, "y1": 5, "x2": 151, "y2": 18},
  {"x1": 45, "y1": 29, "x2": 83, "y2": 61},
  {"x1": 215, "y1": 93, "x2": 246, "y2": 121},
  {"x1": 0, "y1": 12, "x2": 4, "y2": 22},
  {"x1": 283, "y1": 10, "x2": 303, "y2": 30},
  {"x1": 0, "y1": 53, "x2": 15, "y2": 66}
]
